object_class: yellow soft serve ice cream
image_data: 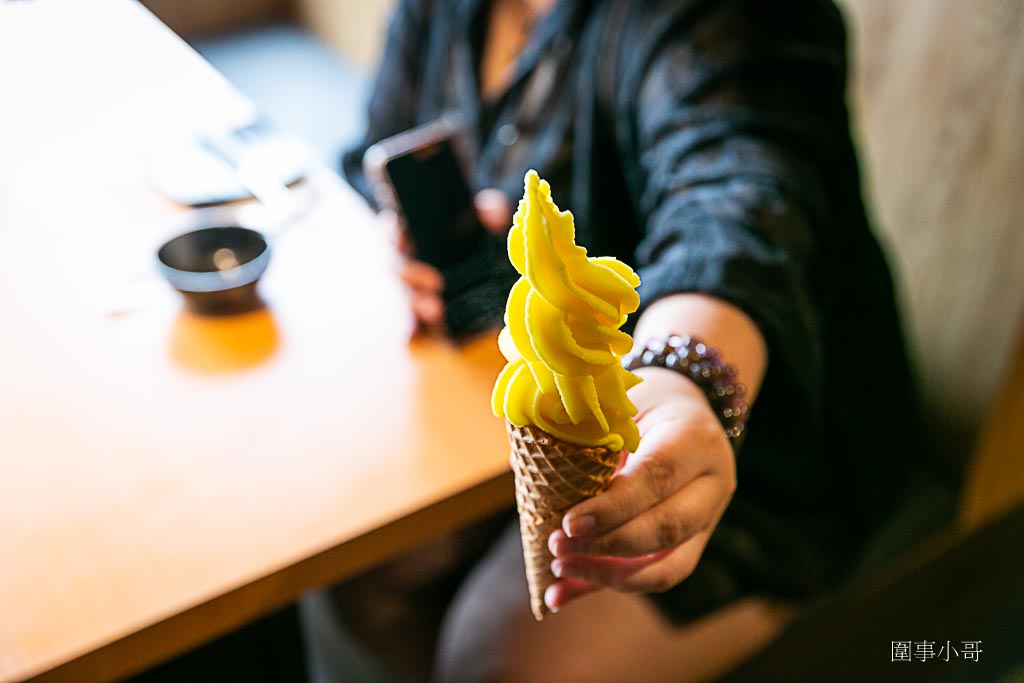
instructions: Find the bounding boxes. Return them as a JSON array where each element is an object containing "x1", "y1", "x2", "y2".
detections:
[{"x1": 491, "y1": 170, "x2": 642, "y2": 453}]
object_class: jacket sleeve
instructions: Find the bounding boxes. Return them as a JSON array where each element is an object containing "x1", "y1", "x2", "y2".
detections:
[
  {"x1": 617, "y1": 0, "x2": 852, "y2": 420},
  {"x1": 340, "y1": 0, "x2": 430, "y2": 205}
]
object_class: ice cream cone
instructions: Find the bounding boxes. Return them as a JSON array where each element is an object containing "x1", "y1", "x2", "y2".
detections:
[
  {"x1": 493, "y1": 171, "x2": 640, "y2": 618},
  {"x1": 506, "y1": 420, "x2": 621, "y2": 620}
]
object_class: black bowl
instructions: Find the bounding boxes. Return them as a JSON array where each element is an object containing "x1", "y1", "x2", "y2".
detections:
[{"x1": 157, "y1": 226, "x2": 270, "y2": 315}]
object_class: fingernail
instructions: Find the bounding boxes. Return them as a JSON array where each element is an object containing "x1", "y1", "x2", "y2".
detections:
[
  {"x1": 548, "y1": 531, "x2": 560, "y2": 556},
  {"x1": 544, "y1": 586, "x2": 560, "y2": 613},
  {"x1": 551, "y1": 559, "x2": 564, "y2": 578},
  {"x1": 565, "y1": 514, "x2": 596, "y2": 538}
]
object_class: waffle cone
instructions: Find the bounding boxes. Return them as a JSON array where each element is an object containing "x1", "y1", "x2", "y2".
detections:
[{"x1": 506, "y1": 421, "x2": 620, "y2": 620}]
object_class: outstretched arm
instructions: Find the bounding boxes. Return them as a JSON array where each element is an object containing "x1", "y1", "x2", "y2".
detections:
[
  {"x1": 546, "y1": 0, "x2": 847, "y2": 612},
  {"x1": 546, "y1": 293, "x2": 765, "y2": 610}
]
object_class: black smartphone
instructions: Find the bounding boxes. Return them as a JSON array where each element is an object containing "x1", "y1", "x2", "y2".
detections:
[{"x1": 363, "y1": 119, "x2": 486, "y2": 270}]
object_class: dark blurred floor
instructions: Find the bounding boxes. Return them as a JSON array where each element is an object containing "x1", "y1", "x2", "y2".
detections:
[
  {"x1": 126, "y1": 605, "x2": 307, "y2": 682},
  {"x1": 727, "y1": 502, "x2": 1024, "y2": 683}
]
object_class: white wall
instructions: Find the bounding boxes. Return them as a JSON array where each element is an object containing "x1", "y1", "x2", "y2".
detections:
[
  {"x1": 296, "y1": 0, "x2": 397, "y2": 71},
  {"x1": 839, "y1": 0, "x2": 1024, "y2": 465}
]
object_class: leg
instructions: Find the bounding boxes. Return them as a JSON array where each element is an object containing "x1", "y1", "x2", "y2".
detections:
[
  {"x1": 306, "y1": 509, "x2": 514, "y2": 682},
  {"x1": 433, "y1": 523, "x2": 794, "y2": 683}
]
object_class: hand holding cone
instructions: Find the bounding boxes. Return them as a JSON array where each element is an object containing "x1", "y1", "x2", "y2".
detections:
[{"x1": 491, "y1": 171, "x2": 641, "y2": 619}]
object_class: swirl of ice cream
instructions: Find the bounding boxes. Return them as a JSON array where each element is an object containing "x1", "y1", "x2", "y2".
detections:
[{"x1": 491, "y1": 170, "x2": 642, "y2": 453}]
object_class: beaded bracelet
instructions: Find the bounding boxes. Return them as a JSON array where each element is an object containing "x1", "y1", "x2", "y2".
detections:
[{"x1": 622, "y1": 335, "x2": 749, "y2": 448}]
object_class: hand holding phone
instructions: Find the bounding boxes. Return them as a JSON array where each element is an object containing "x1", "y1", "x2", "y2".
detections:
[
  {"x1": 363, "y1": 120, "x2": 517, "y2": 340},
  {"x1": 363, "y1": 119, "x2": 486, "y2": 271},
  {"x1": 386, "y1": 190, "x2": 516, "y2": 337}
]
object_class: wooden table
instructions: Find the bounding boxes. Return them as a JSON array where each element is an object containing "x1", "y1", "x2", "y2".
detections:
[{"x1": 0, "y1": 2, "x2": 512, "y2": 681}]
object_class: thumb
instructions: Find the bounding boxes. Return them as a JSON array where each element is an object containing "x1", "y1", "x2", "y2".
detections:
[{"x1": 474, "y1": 189, "x2": 513, "y2": 235}]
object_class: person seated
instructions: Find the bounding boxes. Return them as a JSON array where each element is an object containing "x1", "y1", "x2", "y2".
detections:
[{"x1": 314, "y1": 1, "x2": 954, "y2": 681}]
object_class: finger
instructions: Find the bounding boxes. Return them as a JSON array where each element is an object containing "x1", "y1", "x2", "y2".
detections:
[
  {"x1": 407, "y1": 313, "x2": 444, "y2": 340},
  {"x1": 553, "y1": 475, "x2": 723, "y2": 558},
  {"x1": 552, "y1": 534, "x2": 709, "y2": 594},
  {"x1": 543, "y1": 577, "x2": 599, "y2": 614},
  {"x1": 561, "y1": 424, "x2": 706, "y2": 539},
  {"x1": 474, "y1": 189, "x2": 513, "y2": 234},
  {"x1": 397, "y1": 259, "x2": 444, "y2": 292},
  {"x1": 551, "y1": 549, "x2": 674, "y2": 591},
  {"x1": 411, "y1": 291, "x2": 444, "y2": 326}
]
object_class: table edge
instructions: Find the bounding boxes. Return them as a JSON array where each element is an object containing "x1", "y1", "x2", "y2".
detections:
[{"x1": 15, "y1": 470, "x2": 514, "y2": 683}]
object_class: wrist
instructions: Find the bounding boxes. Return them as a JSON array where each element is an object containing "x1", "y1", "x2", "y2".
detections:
[
  {"x1": 624, "y1": 335, "x2": 749, "y2": 448},
  {"x1": 631, "y1": 365, "x2": 708, "y2": 406}
]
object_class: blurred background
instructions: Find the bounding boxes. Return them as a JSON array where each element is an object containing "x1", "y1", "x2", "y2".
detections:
[
  {"x1": 141, "y1": 0, "x2": 1024, "y2": 533},
  {"x1": 129, "y1": 0, "x2": 1023, "y2": 680}
]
